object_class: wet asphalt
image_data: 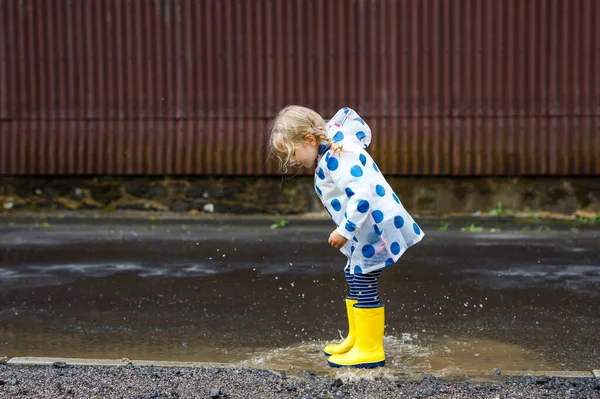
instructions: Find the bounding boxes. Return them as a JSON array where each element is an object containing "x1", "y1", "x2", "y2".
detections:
[{"x1": 0, "y1": 219, "x2": 598, "y2": 375}]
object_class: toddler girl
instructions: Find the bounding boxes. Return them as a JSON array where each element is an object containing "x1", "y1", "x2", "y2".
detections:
[{"x1": 269, "y1": 105, "x2": 424, "y2": 368}]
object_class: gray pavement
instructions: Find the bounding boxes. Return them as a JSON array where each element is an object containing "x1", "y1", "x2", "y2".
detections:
[{"x1": 0, "y1": 219, "x2": 599, "y2": 378}]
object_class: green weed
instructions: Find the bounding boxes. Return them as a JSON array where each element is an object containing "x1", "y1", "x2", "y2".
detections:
[
  {"x1": 461, "y1": 224, "x2": 484, "y2": 233},
  {"x1": 489, "y1": 201, "x2": 511, "y2": 216},
  {"x1": 270, "y1": 219, "x2": 289, "y2": 230}
]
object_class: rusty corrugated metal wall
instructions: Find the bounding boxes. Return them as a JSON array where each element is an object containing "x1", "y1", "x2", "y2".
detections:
[{"x1": 1, "y1": 0, "x2": 598, "y2": 176}]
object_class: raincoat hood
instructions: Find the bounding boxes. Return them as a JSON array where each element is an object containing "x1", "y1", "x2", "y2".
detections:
[{"x1": 325, "y1": 107, "x2": 372, "y2": 149}]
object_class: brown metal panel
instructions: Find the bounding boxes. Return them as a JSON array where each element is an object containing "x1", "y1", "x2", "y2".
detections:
[
  {"x1": 14, "y1": 0, "x2": 25, "y2": 119},
  {"x1": 594, "y1": 0, "x2": 600, "y2": 117},
  {"x1": 549, "y1": 117, "x2": 600, "y2": 175},
  {"x1": 453, "y1": 117, "x2": 550, "y2": 176},
  {"x1": 548, "y1": 0, "x2": 600, "y2": 116},
  {"x1": 2, "y1": 0, "x2": 15, "y2": 119},
  {"x1": 1, "y1": 0, "x2": 599, "y2": 176},
  {"x1": 0, "y1": 114, "x2": 595, "y2": 176},
  {"x1": 363, "y1": 116, "x2": 452, "y2": 176},
  {"x1": 0, "y1": 1, "x2": 8, "y2": 119}
]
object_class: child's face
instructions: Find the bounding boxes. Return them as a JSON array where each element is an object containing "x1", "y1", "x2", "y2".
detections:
[{"x1": 290, "y1": 135, "x2": 319, "y2": 168}]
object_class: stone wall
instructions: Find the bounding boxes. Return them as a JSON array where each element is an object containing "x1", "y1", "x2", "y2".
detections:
[{"x1": 0, "y1": 176, "x2": 599, "y2": 216}]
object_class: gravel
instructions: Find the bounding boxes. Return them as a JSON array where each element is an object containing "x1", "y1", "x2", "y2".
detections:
[{"x1": 0, "y1": 364, "x2": 599, "y2": 399}]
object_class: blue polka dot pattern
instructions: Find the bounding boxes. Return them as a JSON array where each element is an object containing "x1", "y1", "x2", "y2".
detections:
[
  {"x1": 326, "y1": 156, "x2": 339, "y2": 171},
  {"x1": 373, "y1": 224, "x2": 383, "y2": 236},
  {"x1": 317, "y1": 168, "x2": 325, "y2": 180},
  {"x1": 385, "y1": 258, "x2": 395, "y2": 266},
  {"x1": 345, "y1": 187, "x2": 355, "y2": 198},
  {"x1": 325, "y1": 152, "x2": 331, "y2": 162},
  {"x1": 353, "y1": 236, "x2": 358, "y2": 242},
  {"x1": 354, "y1": 118, "x2": 366, "y2": 126},
  {"x1": 350, "y1": 245, "x2": 355, "y2": 254},
  {"x1": 318, "y1": 143, "x2": 329, "y2": 155},
  {"x1": 413, "y1": 223, "x2": 421, "y2": 235},
  {"x1": 359, "y1": 154, "x2": 367, "y2": 166},
  {"x1": 372, "y1": 210, "x2": 384, "y2": 223},
  {"x1": 350, "y1": 165, "x2": 363, "y2": 177},
  {"x1": 357, "y1": 200, "x2": 370, "y2": 213},
  {"x1": 331, "y1": 199, "x2": 341, "y2": 212},
  {"x1": 373, "y1": 162, "x2": 380, "y2": 173},
  {"x1": 344, "y1": 108, "x2": 350, "y2": 114},
  {"x1": 354, "y1": 265, "x2": 363, "y2": 275},
  {"x1": 362, "y1": 245, "x2": 375, "y2": 258},
  {"x1": 394, "y1": 215, "x2": 404, "y2": 229},
  {"x1": 345, "y1": 220, "x2": 357, "y2": 232},
  {"x1": 332, "y1": 131, "x2": 344, "y2": 142},
  {"x1": 392, "y1": 193, "x2": 400, "y2": 204},
  {"x1": 391, "y1": 242, "x2": 400, "y2": 255},
  {"x1": 356, "y1": 131, "x2": 367, "y2": 141},
  {"x1": 375, "y1": 185, "x2": 385, "y2": 197},
  {"x1": 315, "y1": 185, "x2": 323, "y2": 197}
]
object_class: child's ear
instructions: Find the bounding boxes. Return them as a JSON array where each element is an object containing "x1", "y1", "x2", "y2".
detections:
[{"x1": 305, "y1": 134, "x2": 317, "y2": 145}]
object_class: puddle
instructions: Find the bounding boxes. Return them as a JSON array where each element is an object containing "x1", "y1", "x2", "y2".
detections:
[
  {"x1": 2, "y1": 328, "x2": 560, "y2": 378},
  {"x1": 237, "y1": 335, "x2": 560, "y2": 378}
]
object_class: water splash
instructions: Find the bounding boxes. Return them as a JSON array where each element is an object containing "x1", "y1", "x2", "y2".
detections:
[{"x1": 235, "y1": 335, "x2": 561, "y2": 379}]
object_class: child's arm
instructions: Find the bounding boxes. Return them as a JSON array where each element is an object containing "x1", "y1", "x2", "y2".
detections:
[{"x1": 327, "y1": 149, "x2": 373, "y2": 241}]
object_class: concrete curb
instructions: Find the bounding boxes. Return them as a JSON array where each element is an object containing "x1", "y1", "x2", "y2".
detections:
[
  {"x1": 6, "y1": 357, "x2": 234, "y2": 369},
  {"x1": 4, "y1": 357, "x2": 599, "y2": 380}
]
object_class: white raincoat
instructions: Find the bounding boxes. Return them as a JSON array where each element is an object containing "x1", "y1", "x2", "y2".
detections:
[{"x1": 314, "y1": 107, "x2": 424, "y2": 275}]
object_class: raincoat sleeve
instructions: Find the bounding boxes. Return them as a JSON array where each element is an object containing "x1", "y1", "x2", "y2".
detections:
[{"x1": 327, "y1": 148, "x2": 373, "y2": 241}]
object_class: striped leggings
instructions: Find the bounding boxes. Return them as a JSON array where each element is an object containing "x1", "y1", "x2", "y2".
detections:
[{"x1": 344, "y1": 263, "x2": 383, "y2": 308}]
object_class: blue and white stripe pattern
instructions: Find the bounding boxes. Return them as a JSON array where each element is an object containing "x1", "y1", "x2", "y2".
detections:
[
  {"x1": 354, "y1": 269, "x2": 383, "y2": 308},
  {"x1": 344, "y1": 263, "x2": 382, "y2": 308}
]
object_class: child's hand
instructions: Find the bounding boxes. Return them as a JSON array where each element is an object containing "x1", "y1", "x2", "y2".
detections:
[{"x1": 328, "y1": 230, "x2": 348, "y2": 249}]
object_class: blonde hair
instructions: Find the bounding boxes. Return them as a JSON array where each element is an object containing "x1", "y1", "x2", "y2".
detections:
[{"x1": 269, "y1": 105, "x2": 342, "y2": 173}]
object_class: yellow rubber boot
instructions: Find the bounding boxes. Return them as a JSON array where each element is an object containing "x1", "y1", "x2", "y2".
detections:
[
  {"x1": 323, "y1": 298, "x2": 358, "y2": 356},
  {"x1": 327, "y1": 305, "x2": 385, "y2": 368}
]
